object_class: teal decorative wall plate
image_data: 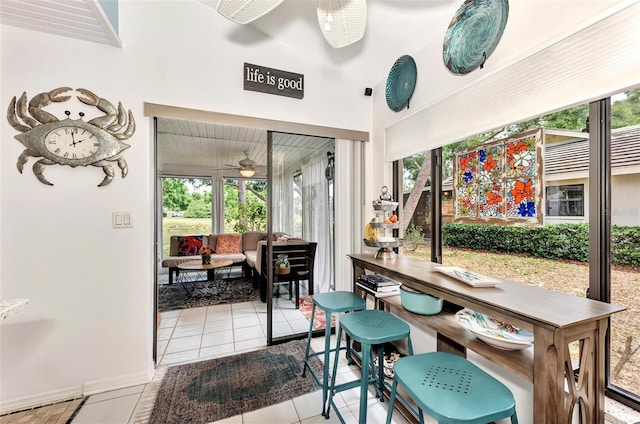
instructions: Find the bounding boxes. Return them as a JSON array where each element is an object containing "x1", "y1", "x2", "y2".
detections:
[
  {"x1": 443, "y1": 0, "x2": 509, "y2": 75},
  {"x1": 385, "y1": 55, "x2": 417, "y2": 112}
]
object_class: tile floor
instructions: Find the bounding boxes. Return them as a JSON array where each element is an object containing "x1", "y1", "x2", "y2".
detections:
[
  {"x1": 69, "y1": 329, "x2": 416, "y2": 424},
  {"x1": 4, "y1": 280, "x2": 640, "y2": 424},
  {"x1": 68, "y1": 282, "x2": 419, "y2": 424},
  {"x1": 157, "y1": 293, "x2": 311, "y2": 366}
]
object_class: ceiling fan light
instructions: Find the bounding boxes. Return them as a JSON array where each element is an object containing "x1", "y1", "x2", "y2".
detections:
[
  {"x1": 317, "y1": 0, "x2": 367, "y2": 48},
  {"x1": 216, "y1": 0, "x2": 284, "y2": 24},
  {"x1": 239, "y1": 168, "x2": 256, "y2": 178}
]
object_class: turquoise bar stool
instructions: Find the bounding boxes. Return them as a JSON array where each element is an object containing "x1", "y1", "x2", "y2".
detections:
[
  {"x1": 302, "y1": 291, "x2": 366, "y2": 417},
  {"x1": 385, "y1": 351, "x2": 518, "y2": 424},
  {"x1": 327, "y1": 309, "x2": 413, "y2": 424}
]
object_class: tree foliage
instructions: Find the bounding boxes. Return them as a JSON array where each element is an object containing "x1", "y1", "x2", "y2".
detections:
[
  {"x1": 224, "y1": 180, "x2": 267, "y2": 231},
  {"x1": 184, "y1": 198, "x2": 212, "y2": 218},
  {"x1": 162, "y1": 178, "x2": 191, "y2": 211}
]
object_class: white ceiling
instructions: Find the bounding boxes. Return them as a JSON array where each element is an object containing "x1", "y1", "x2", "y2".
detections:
[
  {"x1": 201, "y1": 0, "x2": 459, "y2": 88},
  {"x1": 0, "y1": 0, "x2": 121, "y2": 46},
  {"x1": 156, "y1": 118, "x2": 335, "y2": 178}
]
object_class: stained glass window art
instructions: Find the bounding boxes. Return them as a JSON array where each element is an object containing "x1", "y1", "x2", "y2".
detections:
[
  {"x1": 453, "y1": 128, "x2": 543, "y2": 225},
  {"x1": 479, "y1": 182, "x2": 504, "y2": 217},
  {"x1": 505, "y1": 135, "x2": 537, "y2": 177},
  {"x1": 456, "y1": 184, "x2": 478, "y2": 217},
  {"x1": 506, "y1": 179, "x2": 536, "y2": 217},
  {"x1": 456, "y1": 151, "x2": 478, "y2": 185},
  {"x1": 478, "y1": 145, "x2": 503, "y2": 182}
]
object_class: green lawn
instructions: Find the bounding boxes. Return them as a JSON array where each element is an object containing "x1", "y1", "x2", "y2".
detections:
[{"x1": 162, "y1": 217, "x2": 212, "y2": 257}]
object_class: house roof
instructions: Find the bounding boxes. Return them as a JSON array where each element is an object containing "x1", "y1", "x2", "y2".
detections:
[{"x1": 545, "y1": 125, "x2": 640, "y2": 175}]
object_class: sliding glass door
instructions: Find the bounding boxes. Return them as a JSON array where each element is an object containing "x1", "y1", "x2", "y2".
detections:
[{"x1": 265, "y1": 131, "x2": 335, "y2": 344}]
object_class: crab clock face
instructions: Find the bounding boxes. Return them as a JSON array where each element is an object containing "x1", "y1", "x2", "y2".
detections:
[
  {"x1": 44, "y1": 126, "x2": 100, "y2": 161},
  {"x1": 8, "y1": 87, "x2": 136, "y2": 187}
]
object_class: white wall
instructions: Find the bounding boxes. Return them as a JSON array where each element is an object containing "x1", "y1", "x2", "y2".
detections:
[
  {"x1": 612, "y1": 173, "x2": 640, "y2": 226},
  {"x1": 374, "y1": 0, "x2": 640, "y2": 159},
  {"x1": 0, "y1": 1, "x2": 371, "y2": 412}
]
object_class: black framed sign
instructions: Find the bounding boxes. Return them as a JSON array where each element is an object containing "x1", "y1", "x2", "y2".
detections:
[{"x1": 244, "y1": 63, "x2": 304, "y2": 99}]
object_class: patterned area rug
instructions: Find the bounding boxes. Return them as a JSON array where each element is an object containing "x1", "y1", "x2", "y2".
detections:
[
  {"x1": 297, "y1": 295, "x2": 336, "y2": 331},
  {"x1": 148, "y1": 339, "x2": 322, "y2": 424},
  {"x1": 158, "y1": 276, "x2": 260, "y2": 312}
]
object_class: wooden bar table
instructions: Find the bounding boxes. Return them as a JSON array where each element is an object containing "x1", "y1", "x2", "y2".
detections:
[{"x1": 348, "y1": 254, "x2": 625, "y2": 424}]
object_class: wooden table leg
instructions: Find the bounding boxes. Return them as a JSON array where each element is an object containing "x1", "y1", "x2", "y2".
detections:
[{"x1": 534, "y1": 319, "x2": 608, "y2": 424}]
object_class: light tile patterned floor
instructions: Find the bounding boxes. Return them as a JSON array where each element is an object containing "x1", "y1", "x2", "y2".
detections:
[{"x1": 3, "y1": 282, "x2": 639, "y2": 423}]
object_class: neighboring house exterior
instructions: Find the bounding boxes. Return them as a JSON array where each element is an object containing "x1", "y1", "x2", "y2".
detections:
[
  {"x1": 544, "y1": 125, "x2": 640, "y2": 227},
  {"x1": 405, "y1": 125, "x2": 640, "y2": 235}
]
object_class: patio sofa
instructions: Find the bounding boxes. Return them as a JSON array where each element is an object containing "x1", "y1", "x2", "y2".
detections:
[{"x1": 162, "y1": 231, "x2": 263, "y2": 285}]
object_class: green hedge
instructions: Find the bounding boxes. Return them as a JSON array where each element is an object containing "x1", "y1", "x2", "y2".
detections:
[{"x1": 442, "y1": 223, "x2": 640, "y2": 267}]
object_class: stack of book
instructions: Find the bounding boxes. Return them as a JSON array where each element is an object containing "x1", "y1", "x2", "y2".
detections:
[{"x1": 356, "y1": 274, "x2": 401, "y2": 297}]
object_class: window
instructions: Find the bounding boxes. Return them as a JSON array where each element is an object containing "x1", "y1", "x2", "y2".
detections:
[
  {"x1": 401, "y1": 92, "x2": 640, "y2": 412},
  {"x1": 546, "y1": 184, "x2": 584, "y2": 216}
]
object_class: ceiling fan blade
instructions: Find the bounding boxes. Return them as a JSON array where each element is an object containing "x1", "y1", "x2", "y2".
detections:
[
  {"x1": 216, "y1": 0, "x2": 284, "y2": 24},
  {"x1": 317, "y1": 0, "x2": 367, "y2": 48}
]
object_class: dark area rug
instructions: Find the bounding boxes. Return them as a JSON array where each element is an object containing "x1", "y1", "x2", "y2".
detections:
[
  {"x1": 158, "y1": 276, "x2": 260, "y2": 312},
  {"x1": 148, "y1": 339, "x2": 323, "y2": 424}
]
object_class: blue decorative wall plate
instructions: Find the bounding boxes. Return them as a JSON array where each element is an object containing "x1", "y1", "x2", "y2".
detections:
[
  {"x1": 443, "y1": 0, "x2": 509, "y2": 75},
  {"x1": 385, "y1": 55, "x2": 417, "y2": 112}
]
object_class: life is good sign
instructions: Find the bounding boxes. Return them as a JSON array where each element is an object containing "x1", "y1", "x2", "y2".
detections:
[{"x1": 244, "y1": 63, "x2": 304, "y2": 99}]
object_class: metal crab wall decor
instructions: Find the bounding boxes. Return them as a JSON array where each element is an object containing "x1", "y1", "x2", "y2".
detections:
[{"x1": 7, "y1": 87, "x2": 136, "y2": 187}]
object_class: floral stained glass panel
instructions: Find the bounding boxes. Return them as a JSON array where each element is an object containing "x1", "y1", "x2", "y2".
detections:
[
  {"x1": 456, "y1": 184, "x2": 478, "y2": 217},
  {"x1": 506, "y1": 179, "x2": 537, "y2": 217},
  {"x1": 505, "y1": 136, "x2": 536, "y2": 178},
  {"x1": 456, "y1": 151, "x2": 478, "y2": 186},
  {"x1": 453, "y1": 128, "x2": 543, "y2": 225},
  {"x1": 478, "y1": 145, "x2": 503, "y2": 183},
  {"x1": 479, "y1": 182, "x2": 504, "y2": 217}
]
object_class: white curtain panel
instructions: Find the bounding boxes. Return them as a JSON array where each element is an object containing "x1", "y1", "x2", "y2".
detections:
[
  {"x1": 334, "y1": 138, "x2": 362, "y2": 292},
  {"x1": 279, "y1": 170, "x2": 295, "y2": 236},
  {"x1": 302, "y1": 154, "x2": 331, "y2": 293},
  {"x1": 212, "y1": 175, "x2": 226, "y2": 234}
]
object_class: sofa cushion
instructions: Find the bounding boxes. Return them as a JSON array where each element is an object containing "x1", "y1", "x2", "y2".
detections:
[
  {"x1": 242, "y1": 231, "x2": 263, "y2": 252},
  {"x1": 212, "y1": 253, "x2": 246, "y2": 263},
  {"x1": 245, "y1": 250, "x2": 257, "y2": 269},
  {"x1": 161, "y1": 255, "x2": 201, "y2": 268},
  {"x1": 177, "y1": 235, "x2": 203, "y2": 256},
  {"x1": 216, "y1": 233, "x2": 242, "y2": 254}
]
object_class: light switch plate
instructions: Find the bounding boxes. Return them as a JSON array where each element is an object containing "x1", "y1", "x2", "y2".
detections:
[{"x1": 113, "y1": 211, "x2": 133, "y2": 229}]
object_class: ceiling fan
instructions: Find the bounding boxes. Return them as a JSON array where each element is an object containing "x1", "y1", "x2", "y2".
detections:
[
  {"x1": 215, "y1": 0, "x2": 367, "y2": 48},
  {"x1": 212, "y1": 150, "x2": 266, "y2": 177}
]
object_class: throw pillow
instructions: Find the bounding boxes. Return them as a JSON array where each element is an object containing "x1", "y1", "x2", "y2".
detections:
[
  {"x1": 177, "y1": 235, "x2": 203, "y2": 256},
  {"x1": 216, "y1": 233, "x2": 242, "y2": 254}
]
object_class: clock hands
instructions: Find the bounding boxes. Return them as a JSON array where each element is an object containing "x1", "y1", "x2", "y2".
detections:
[{"x1": 69, "y1": 132, "x2": 86, "y2": 147}]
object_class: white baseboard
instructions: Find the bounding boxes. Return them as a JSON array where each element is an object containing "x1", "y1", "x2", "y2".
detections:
[
  {"x1": 82, "y1": 371, "x2": 151, "y2": 396},
  {"x1": 1, "y1": 371, "x2": 153, "y2": 415}
]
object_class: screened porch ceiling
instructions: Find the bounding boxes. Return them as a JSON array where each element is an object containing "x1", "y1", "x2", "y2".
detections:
[{"x1": 156, "y1": 117, "x2": 335, "y2": 178}]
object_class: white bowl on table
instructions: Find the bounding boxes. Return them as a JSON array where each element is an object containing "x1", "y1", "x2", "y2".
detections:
[{"x1": 455, "y1": 308, "x2": 534, "y2": 351}]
